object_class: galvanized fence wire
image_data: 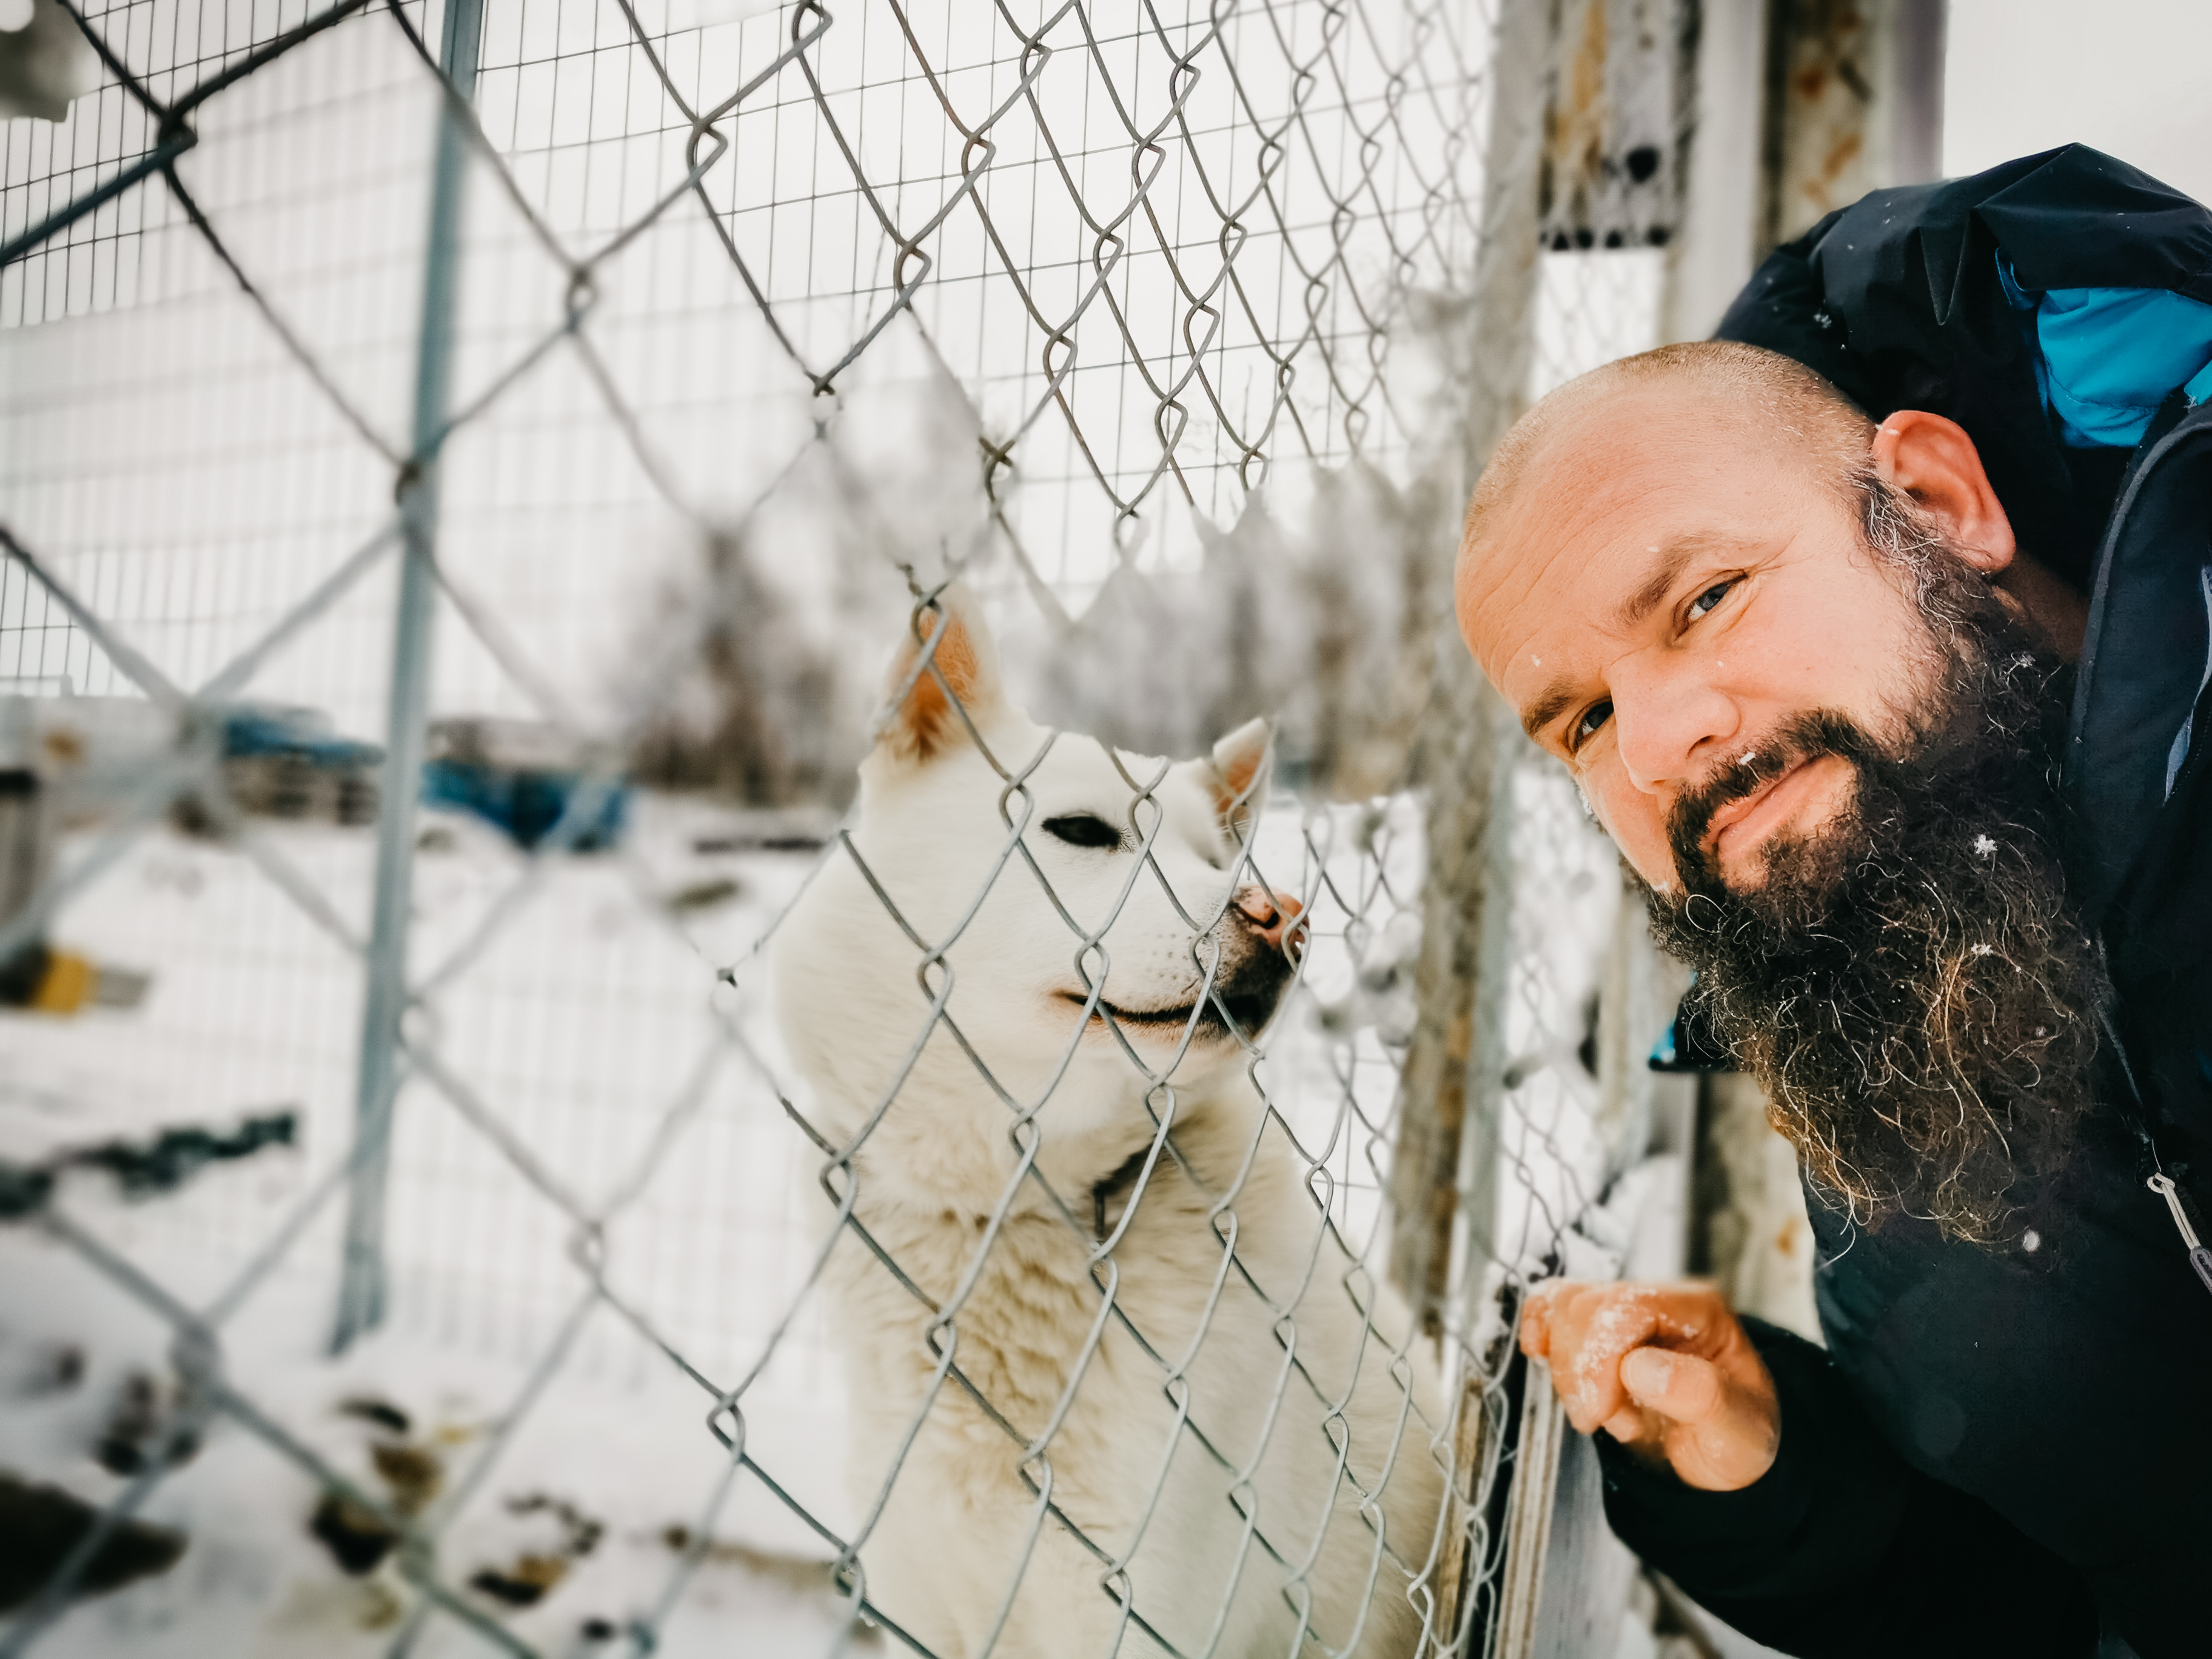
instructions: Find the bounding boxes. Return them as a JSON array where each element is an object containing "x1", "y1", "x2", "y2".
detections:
[{"x1": 0, "y1": 0, "x2": 1665, "y2": 1654}]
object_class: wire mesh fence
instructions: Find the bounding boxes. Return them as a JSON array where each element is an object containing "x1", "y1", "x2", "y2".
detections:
[{"x1": 1, "y1": 0, "x2": 1690, "y2": 1652}]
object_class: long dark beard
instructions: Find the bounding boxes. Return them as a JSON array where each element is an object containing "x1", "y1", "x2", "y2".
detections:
[{"x1": 1643, "y1": 494, "x2": 2106, "y2": 1242}]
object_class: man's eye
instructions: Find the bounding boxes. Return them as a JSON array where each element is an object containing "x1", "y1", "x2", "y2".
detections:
[
  {"x1": 1042, "y1": 813, "x2": 1126, "y2": 851},
  {"x1": 1687, "y1": 578, "x2": 1737, "y2": 621},
  {"x1": 1571, "y1": 700, "x2": 1614, "y2": 749}
]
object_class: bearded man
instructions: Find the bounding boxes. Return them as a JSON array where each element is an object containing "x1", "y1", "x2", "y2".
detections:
[{"x1": 1455, "y1": 146, "x2": 2212, "y2": 1658}]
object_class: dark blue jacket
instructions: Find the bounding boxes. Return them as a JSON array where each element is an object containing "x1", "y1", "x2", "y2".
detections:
[{"x1": 1600, "y1": 147, "x2": 2212, "y2": 1659}]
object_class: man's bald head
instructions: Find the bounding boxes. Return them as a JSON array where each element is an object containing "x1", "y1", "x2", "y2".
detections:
[
  {"x1": 1458, "y1": 340, "x2": 1874, "y2": 620},
  {"x1": 1447, "y1": 331, "x2": 2012, "y2": 891}
]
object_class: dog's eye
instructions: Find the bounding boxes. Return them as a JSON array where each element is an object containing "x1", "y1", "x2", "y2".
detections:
[{"x1": 1041, "y1": 813, "x2": 1125, "y2": 851}]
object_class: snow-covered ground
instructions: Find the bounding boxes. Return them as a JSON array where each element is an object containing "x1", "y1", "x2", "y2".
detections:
[
  {"x1": 2, "y1": 777, "x2": 1634, "y2": 1654},
  {"x1": 0, "y1": 1222, "x2": 862, "y2": 1657},
  {"x1": 1, "y1": 796, "x2": 877, "y2": 1653}
]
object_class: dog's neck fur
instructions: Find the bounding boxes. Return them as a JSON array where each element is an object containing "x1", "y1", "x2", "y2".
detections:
[
  {"x1": 835, "y1": 1022, "x2": 1259, "y2": 1229},
  {"x1": 833, "y1": 1059, "x2": 1277, "y2": 1438}
]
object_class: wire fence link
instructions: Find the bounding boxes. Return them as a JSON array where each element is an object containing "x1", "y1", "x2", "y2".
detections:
[{"x1": 1, "y1": 0, "x2": 1687, "y2": 1652}]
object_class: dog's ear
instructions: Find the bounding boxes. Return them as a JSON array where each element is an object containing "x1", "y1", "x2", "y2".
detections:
[
  {"x1": 877, "y1": 585, "x2": 1008, "y2": 764},
  {"x1": 1208, "y1": 717, "x2": 1273, "y2": 839}
]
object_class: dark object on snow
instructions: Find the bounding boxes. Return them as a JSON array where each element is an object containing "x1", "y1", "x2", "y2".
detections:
[
  {"x1": 1, "y1": 769, "x2": 152, "y2": 1016},
  {"x1": 469, "y1": 1558, "x2": 565, "y2": 1607},
  {"x1": 421, "y1": 761, "x2": 628, "y2": 852},
  {"x1": 212, "y1": 706, "x2": 382, "y2": 829},
  {"x1": 504, "y1": 1492, "x2": 602, "y2": 1557},
  {"x1": 423, "y1": 719, "x2": 627, "y2": 852},
  {"x1": 0, "y1": 939, "x2": 151, "y2": 1015},
  {"x1": 310, "y1": 1490, "x2": 397, "y2": 1577},
  {"x1": 0, "y1": 939, "x2": 47, "y2": 1007},
  {"x1": 0, "y1": 771, "x2": 44, "y2": 1017},
  {"x1": 468, "y1": 1492, "x2": 604, "y2": 1606},
  {"x1": 662, "y1": 876, "x2": 741, "y2": 914},
  {"x1": 93, "y1": 1371, "x2": 198, "y2": 1477},
  {"x1": 369, "y1": 1441, "x2": 441, "y2": 1515},
  {"x1": 692, "y1": 831, "x2": 824, "y2": 853},
  {"x1": 221, "y1": 706, "x2": 383, "y2": 770},
  {"x1": 1604, "y1": 148, "x2": 2212, "y2": 1659},
  {"x1": 76, "y1": 1112, "x2": 297, "y2": 1198},
  {"x1": 686, "y1": 807, "x2": 836, "y2": 856},
  {"x1": 307, "y1": 1420, "x2": 443, "y2": 1576},
  {"x1": 0, "y1": 771, "x2": 54, "y2": 1013},
  {"x1": 0, "y1": 1111, "x2": 298, "y2": 1221},
  {"x1": 0, "y1": 1162, "x2": 52, "y2": 1221},
  {"x1": 337, "y1": 1396, "x2": 411, "y2": 1436},
  {"x1": 0, "y1": 1473, "x2": 187, "y2": 1612}
]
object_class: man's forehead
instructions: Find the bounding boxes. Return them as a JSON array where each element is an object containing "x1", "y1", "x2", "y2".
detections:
[{"x1": 1460, "y1": 390, "x2": 1806, "y2": 672}]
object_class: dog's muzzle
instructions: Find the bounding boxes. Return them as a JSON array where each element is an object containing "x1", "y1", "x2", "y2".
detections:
[{"x1": 1073, "y1": 887, "x2": 1304, "y2": 1041}]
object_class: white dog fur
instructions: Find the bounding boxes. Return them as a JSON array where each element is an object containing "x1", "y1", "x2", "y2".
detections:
[{"x1": 773, "y1": 589, "x2": 1443, "y2": 1657}]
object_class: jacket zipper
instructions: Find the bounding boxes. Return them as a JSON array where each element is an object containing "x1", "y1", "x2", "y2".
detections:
[
  {"x1": 2094, "y1": 999, "x2": 2212, "y2": 1301},
  {"x1": 2147, "y1": 1175, "x2": 2212, "y2": 1296}
]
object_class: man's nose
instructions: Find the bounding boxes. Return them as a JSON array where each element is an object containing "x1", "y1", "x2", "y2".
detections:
[
  {"x1": 1609, "y1": 662, "x2": 1739, "y2": 795},
  {"x1": 1235, "y1": 887, "x2": 1307, "y2": 959}
]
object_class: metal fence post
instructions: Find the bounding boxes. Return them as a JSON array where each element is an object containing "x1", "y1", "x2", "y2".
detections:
[
  {"x1": 1662, "y1": 0, "x2": 1771, "y2": 343},
  {"x1": 1388, "y1": 0, "x2": 1550, "y2": 1330},
  {"x1": 1757, "y1": 0, "x2": 1949, "y2": 255},
  {"x1": 1393, "y1": 0, "x2": 1550, "y2": 1643},
  {"x1": 330, "y1": 0, "x2": 486, "y2": 1353}
]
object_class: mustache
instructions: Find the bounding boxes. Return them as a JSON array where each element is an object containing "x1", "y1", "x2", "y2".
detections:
[{"x1": 1664, "y1": 709, "x2": 1885, "y2": 888}]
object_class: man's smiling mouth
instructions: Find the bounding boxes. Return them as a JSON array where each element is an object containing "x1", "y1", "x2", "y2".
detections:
[
  {"x1": 1700, "y1": 761, "x2": 1806, "y2": 853},
  {"x1": 1698, "y1": 754, "x2": 1850, "y2": 863}
]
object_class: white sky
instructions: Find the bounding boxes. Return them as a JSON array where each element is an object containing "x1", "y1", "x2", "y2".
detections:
[{"x1": 1945, "y1": 0, "x2": 2212, "y2": 205}]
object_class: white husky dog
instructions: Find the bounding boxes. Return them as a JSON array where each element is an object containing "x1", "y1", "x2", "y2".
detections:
[{"x1": 774, "y1": 590, "x2": 1443, "y2": 1658}]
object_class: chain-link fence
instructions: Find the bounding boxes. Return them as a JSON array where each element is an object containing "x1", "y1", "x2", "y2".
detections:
[{"x1": 1, "y1": 0, "x2": 1694, "y2": 1652}]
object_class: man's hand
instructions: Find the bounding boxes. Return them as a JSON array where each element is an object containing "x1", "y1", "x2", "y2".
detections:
[{"x1": 1519, "y1": 1281, "x2": 1780, "y2": 1492}]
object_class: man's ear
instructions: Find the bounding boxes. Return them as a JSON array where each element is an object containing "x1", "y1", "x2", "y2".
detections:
[
  {"x1": 1208, "y1": 717, "x2": 1273, "y2": 841},
  {"x1": 1869, "y1": 409, "x2": 2017, "y2": 574},
  {"x1": 877, "y1": 585, "x2": 1008, "y2": 764}
]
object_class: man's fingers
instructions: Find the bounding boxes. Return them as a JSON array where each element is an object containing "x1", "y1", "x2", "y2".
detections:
[
  {"x1": 1521, "y1": 1282, "x2": 1780, "y2": 1493},
  {"x1": 1519, "y1": 1296, "x2": 1552, "y2": 1359},
  {"x1": 1601, "y1": 1405, "x2": 1649, "y2": 1446},
  {"x1": 1523, "y1": 1280, "x2": 1741, "y2": 1434},
  {"x1": 1619, "y1": 1346, "x2": 1724, "y2": 1425}
]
